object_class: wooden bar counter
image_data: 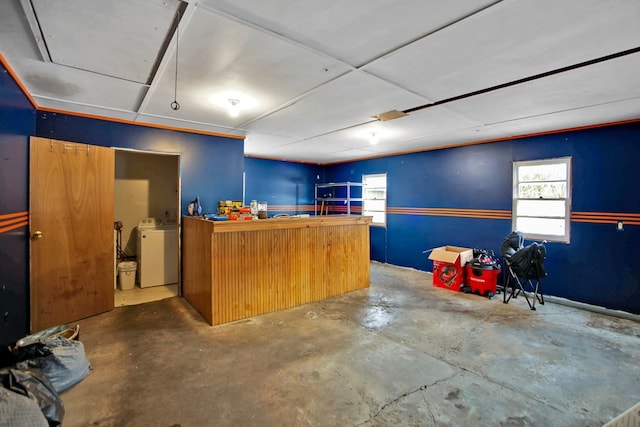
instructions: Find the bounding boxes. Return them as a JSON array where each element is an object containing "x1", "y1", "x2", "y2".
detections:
[{"x1": 182, "y1": 215, "x2": 372, "y2": 325}]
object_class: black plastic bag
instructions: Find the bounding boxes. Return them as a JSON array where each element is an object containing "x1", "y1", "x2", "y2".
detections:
[
  {"x1": 0, "y1": 367, "x2": 64, "y2": 427},
  {"x1": 1, "y1": 343, "x2": 52, "y2": 369}
]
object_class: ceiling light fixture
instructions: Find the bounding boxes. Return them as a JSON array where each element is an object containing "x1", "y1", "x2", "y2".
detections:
[{"x1": 228, "y1": 99, "x2": 240, "y2": 117}]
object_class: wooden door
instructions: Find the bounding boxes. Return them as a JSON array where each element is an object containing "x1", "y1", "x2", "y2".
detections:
[{"x1": 30, "y1": 137, "x2": 115, "y2": 332}]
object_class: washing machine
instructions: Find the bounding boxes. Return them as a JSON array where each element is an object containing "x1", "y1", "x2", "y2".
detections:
[{"x1": 137, "y1": 217, "x2": 179, "y2": 288}]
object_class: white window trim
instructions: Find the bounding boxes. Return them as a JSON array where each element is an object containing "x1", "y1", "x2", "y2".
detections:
[
  {"x1": 512, "y1": 157, "x2": 572, "y2": 243},
  {"x1": 363, "y1": 173, "x2": 387, "y2": 227}
]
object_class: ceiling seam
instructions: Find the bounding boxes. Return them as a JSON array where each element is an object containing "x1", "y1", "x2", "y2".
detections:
[
  {"x1": 356, "y1": 0, "x2": 504, "y2": 68},
  {"x1": 195, "y1": 2, "x2": 356, "y2": 71},
  {"x1": 145, "y1": 1, "x2": 188, "y2": 87},
  {"x1": 202, "y1": 1, "x2": 505, "y2": 130},
  {"x1": 20, "y1": 0, "x2": 52, "y2": 62},
  {"x1": 32, "y1": 94, "x2": 140, "y2": 115},
  {"x1": 261, "y1": 47, "x2": 640, "y2": 149},
  {"x1": 235, "y1": 70, "x2": 354, "y2": 128},
  {"x1": 403, "y1": 46, "x2": 640, "y2": 115},
  {"x1": 43, "y1": 62, "x2": 152, "y2": 86},
  {"x1": 482, "y1": 95, "x2": 640, "y2": 126},
  {"x1": 133, "y1": 1, "x2": 198, "y2": 121}
]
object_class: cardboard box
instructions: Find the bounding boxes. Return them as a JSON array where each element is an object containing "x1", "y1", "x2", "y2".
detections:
[{"x1": 428, "y1": 246, "x2": 474, "y2": 291}]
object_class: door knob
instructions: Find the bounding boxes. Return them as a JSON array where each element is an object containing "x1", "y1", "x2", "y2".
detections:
[{"x1": 32, "y1": 231, "x2": 44, "y2": 240}]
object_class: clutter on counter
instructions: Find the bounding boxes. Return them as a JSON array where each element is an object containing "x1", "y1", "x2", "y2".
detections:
[
  {"x1": 202, "y1": 200, "x2": 310, "y2": 221},
  {"x1": 216, "y1": 200, "x2": 256, "y2": 220}
]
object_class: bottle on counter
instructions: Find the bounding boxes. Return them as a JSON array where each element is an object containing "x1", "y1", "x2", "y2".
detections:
[{"x1": 257, "y1": 201, "x2": 268, "y2": 219}]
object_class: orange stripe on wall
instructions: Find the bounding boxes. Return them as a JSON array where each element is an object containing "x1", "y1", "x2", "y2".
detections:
[
  {"x1": 0, "y1": 221, "x2": 29, "y2": 235},
  {"x1": 0, "y1": 211, "x2": 28, "y2": 221},
  {"x1": 572, "y1": 211, "x2": 640, "y2": 221},
  {"x1": 0, "y1": 211, "x2": 29, "y2": 235},
  {"x1": 380, "y1": 207, "x2": 640, "y2": 225},
  {"x1": 0, "y1": 216, "x2": 28, "y2": 228},
  {"x1": 388, "y1": 207, "x2": 511, "y2": 220},
  {"x1": 572, "y1": 218, "x2": 640, "y2": 225}
]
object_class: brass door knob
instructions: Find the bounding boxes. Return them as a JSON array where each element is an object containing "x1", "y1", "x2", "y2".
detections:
[{"x1": 32, "y1": 231, "x2": 44, "y2": 240}]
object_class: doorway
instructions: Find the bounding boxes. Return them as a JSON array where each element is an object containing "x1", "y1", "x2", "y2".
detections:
[{"x1": 114, "y1": 149, "x2": 181, "y2": 307}]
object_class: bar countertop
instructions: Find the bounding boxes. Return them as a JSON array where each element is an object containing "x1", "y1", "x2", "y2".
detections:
[{"x1": 189, "y1": 214, "x2": 372, "y2": 232}]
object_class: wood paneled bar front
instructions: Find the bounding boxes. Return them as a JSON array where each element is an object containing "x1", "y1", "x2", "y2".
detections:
[{"x1": 182, "y1": 215, "x2": 372, "y2": 325}]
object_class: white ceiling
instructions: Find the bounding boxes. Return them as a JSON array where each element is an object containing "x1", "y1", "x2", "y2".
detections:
[{"x1": 1, "y1": 0, "x2": 639, "y2": 164}]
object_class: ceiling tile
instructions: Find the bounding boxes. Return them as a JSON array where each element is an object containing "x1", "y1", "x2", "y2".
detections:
[
  {"x1": 30, "y1": 0, "x2": 181, "y2": 83},
  {"x1": 489, "y1": 97, "x2": 640, "y2": 137},
  {"x1": 364, "y1": 0, "x2": 640, "y2": 101},
  {"x1": 22, "y1": 58, "x2": 151, "y2": 112},
  {"x1": 444, "y1": 53, "x2": 640, "y2": 126},
  {"x1": 198, "y1": 0, "x2": 498, "y2": 66},
  {"x1": 139, "y1": 6, "x2": 351, "y2": 129},
  {"x1": 244, "y1": 70, "x2": 430, "y2": 138}
]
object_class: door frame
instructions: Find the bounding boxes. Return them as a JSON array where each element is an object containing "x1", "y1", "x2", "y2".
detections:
[{"x1": 113, "y1": 147, "x2": 182, "y2": 295}]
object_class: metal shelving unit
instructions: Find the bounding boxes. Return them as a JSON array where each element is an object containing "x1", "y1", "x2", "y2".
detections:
[{"x1": 314, "y1": 181, "x2": 363, "y2": 215}]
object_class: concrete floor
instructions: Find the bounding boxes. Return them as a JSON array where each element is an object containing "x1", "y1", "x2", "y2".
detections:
[{"x1": 62, "y1": 262, "x2": 639, "y2": 427}]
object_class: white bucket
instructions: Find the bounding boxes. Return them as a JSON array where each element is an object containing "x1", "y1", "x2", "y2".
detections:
[{"x1": 117, "y1": 261, "x2": 137, "y2": 290}]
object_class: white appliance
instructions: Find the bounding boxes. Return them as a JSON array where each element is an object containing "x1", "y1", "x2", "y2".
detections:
[{"x1": 137, "y1": 217, "x2": 179, "y2": 288}]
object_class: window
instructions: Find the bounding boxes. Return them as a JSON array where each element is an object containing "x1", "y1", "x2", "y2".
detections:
[
  {"x1": 363, "y1": 173, "x2": 387, "y2": 226},
  {"x1": 512, "y1": 157, "x2": 571, "y2": 243}
]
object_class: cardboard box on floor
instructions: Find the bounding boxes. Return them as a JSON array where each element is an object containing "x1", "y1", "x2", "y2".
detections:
[{"x1": 428, "y1": 246, "x2": 474, "y2": 291}]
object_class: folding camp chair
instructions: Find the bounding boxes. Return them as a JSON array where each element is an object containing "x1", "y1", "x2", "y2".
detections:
[{"x1": 500, "y1": 231, "x2": 546, "y2": 310}]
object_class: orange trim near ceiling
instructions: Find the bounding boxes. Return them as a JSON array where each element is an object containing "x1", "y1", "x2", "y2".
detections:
[
  {"x1": 0, "y1": 54, "x2": 38, "y2": 109},
  {"x1": 322, "y1": 117, "x2": 640, "y2": 166},
  {"x1": 3, "y1": 54, "x2": 639, "y2": 165},
  {"x1": 244, "y1": 154, "x2": 322, "y2": 165},
  {"x1": 0, "y1": 53, "x2": 244, "y2": 141},
  {"x1": 38, "y1": 106, "x2": 245, "y2": 140}
]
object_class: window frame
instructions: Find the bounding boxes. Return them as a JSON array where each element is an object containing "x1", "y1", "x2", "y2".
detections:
[
  {"x1": 512, "y1": 157, "x2": 572, "y2": 243},
  {"x1": 362, "y1": 173, "x2": 387, "y2": 227}
]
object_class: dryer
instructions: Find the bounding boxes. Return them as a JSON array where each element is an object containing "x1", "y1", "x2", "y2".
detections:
[{"x1": 137, "y1": 218, "x2": 179, "y2": 288}]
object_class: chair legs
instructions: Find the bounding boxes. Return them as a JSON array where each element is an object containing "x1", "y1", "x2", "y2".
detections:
[{"x1": 503, "y1": 263, "x2": 544, "y2": 310}]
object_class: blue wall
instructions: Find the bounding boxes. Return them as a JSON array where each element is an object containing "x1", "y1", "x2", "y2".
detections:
[
  {"x1": 244, "y1": 157, "x2": 324, "y2": 215},
  {"x1": 0, "y1": 62, "x2": 35, "y2": 344},
  {"x1": 3, "y1": 56, "x2": 639, "y2": 347},
  {"x1": 36, "y1": 112, "x2": 244, "y2": 214},
  {"x1": 1, "y1": 59, "x2": 245, "y2": 344},
  {"x1": 326, "y1": 124, "x2": 640, "y2": 314}
]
